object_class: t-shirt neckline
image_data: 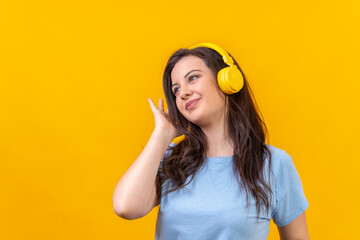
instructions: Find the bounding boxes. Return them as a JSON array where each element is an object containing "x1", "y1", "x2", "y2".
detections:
[{"x1": 205, "y1": 155, "x2": 233, "y2": 163}]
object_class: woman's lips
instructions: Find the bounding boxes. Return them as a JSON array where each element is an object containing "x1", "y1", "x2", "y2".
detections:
[{"x1": 186, "y1": 98, "x2": 201, "y2": 110}]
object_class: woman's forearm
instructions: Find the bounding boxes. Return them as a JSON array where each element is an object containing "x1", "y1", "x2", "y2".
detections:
[{"x1": 112, "y1": 128, "x2": 173, "y2": 219}]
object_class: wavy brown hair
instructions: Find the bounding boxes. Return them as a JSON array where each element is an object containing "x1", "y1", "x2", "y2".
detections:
[{"x1": 155, "y1": 45, "x2": 273, "y2": 219}]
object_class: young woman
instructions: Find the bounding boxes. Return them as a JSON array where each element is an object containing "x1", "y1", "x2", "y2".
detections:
[{"x1": 113, "y1": 43, "x2": 310, "y2": 240}]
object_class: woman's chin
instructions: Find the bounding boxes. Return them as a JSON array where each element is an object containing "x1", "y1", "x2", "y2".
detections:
[{"x1": 186, "y1": 115, "x2": 205, "y2": 126}]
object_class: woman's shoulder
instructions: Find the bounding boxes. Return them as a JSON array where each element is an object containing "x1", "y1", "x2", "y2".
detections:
[{"x1": 264, "y1": 143, "x2": 295, "y2": 178}]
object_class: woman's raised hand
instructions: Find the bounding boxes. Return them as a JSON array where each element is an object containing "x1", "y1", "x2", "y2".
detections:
[{"x1": 147, "y1": 98, "x2": 181, "y2": 139}]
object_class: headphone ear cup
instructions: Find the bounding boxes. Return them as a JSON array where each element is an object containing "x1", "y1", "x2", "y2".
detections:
[{"x1": 217, "y1": 66, "x2": 244, "y2": 95}]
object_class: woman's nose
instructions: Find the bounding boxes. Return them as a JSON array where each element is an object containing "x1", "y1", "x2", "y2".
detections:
[{"x1": 179, "y1": 85, "x2": 192, "y2": 98}]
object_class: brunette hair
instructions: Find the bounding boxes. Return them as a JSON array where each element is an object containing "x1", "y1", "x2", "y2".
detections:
[{"x1": 155, "y1": 46, "x2": 273, "y2": 219}]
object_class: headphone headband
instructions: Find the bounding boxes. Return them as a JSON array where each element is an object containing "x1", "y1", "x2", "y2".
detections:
[{"x1": 188, "y1": 42, "x2": 234, "y2": 65}]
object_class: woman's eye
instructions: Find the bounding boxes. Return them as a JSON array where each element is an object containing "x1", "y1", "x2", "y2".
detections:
[
  {"x1": 172, "y1": 75, "x2": 199, "y2": 95},
  {"x1": 189, "y1": 75, "x2": 199, "y2": 81}
]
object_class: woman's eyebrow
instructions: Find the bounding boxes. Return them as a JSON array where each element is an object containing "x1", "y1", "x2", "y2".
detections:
[{"x1": 171, "y1": 69, "x2": 203, "y2": 88}]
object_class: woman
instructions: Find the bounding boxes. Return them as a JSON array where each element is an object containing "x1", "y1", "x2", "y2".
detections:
[{"x1": 112, "y1": 43, "x2": 310, "y2": 240}]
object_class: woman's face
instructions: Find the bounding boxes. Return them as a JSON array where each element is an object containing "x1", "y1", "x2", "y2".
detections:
[{"x1": 170, "y1": 55, "x2": 226, "y2": 127}]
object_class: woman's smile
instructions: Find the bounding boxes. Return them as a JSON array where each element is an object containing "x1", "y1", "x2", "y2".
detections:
[{"x1": 186, "y1": 98, "x2": 201, "y2": 111}]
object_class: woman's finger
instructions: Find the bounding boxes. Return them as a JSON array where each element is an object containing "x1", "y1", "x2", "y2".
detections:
[
  {"x1": 148, "y1": 98, "x2": 156, "y2": 112},
  {"x1": 159, "y1": 98, "x2": 164, "y2": 112}
]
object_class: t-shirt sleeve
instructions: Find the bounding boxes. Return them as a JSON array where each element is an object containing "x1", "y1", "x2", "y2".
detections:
[{"x1": 272, "y1": 151, "x2": 309, "y2": 227}]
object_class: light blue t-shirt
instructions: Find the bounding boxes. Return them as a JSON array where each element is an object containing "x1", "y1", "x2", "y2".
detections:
[{"x1": 155, "y1": 142, "x2": 309, "y2": 240}]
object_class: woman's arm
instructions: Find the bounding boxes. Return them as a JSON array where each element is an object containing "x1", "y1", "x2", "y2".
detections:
[
  {"x1": 112, "y1": 128, "x2": 173, "y2": 219},
  {"x1": 277, "y1": 211, "x2": 310, "y2": 240}
]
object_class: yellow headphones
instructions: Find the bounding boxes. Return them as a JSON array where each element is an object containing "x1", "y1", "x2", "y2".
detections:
[{"x1": 188, "y1": 42, "x2": 244, "y2": 95}]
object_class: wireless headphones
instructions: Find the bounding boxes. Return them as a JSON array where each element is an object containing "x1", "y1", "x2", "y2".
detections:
[{"x1": 188, "y1": 42, "x2": 244, "y2": 95}]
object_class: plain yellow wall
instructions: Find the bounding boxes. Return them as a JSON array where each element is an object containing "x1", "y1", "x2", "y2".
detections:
[{"x1": 1, "y1": 0, "x2": 359, "y2": 239}]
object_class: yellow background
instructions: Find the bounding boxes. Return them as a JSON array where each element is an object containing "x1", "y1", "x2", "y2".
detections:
[{"x1": 1, "y1": 0, "x2": 359, "y2": 239}]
